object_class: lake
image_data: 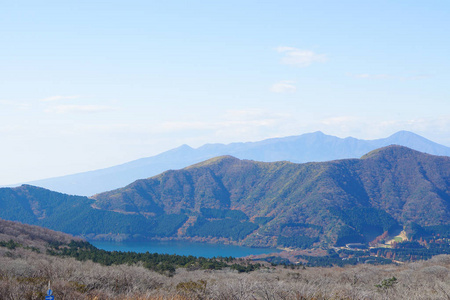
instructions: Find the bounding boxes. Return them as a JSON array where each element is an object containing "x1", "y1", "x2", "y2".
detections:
[{"x1": 90, "y1": 240, "x2": 281, "y2": 258}]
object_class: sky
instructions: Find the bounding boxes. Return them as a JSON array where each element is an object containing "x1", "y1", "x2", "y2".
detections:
[{"x1": 1, "y1": 1, "x2": 449, "y2": 185}]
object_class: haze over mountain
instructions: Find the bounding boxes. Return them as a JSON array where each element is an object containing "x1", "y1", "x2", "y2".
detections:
[
  {"x1": 2, "y1": 146, "x2": 449, "y2": 248},
  {"x1": 16, "y1": 131, "x2": 450, "y2": 196}
]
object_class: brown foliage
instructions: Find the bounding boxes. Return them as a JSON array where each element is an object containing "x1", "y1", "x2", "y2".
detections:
[
  {"x1": 2, "y1": 247, "x2": 450, "y2": 299},
  {"x1": 0, "y1": 218, "x2": 83, "y2": 253}
]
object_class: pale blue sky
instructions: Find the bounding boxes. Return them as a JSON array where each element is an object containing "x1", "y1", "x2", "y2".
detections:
[{"x1": 1, "y1": 1, "x2": 449, "y2": 184}]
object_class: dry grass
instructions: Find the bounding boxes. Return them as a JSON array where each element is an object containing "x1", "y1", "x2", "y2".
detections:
[{"x1": 1, "y1": 245, "x2": 449, "y2": 299}]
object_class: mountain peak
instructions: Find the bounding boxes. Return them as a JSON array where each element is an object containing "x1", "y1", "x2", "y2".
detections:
[
  {"x1": 388, "y1": 130, "x2": 422, "y2": 139},
  {"x1": 179, "y1": 144, "x2": 193, "y2": 149},
  {"x1": 360, "y1": 144, "x2": 420, "y2": 160},
  {"x1": 311, "y1": 131, "x2": 325, "y2": 135},
  {"x1": 185, "y1": 155, "x2": 239, "y2": 169},
  {"x1": 171, "y1": 144, "x2": 193, "y2": 152}
]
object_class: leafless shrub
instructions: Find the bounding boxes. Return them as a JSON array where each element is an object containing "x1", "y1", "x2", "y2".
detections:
[
  {"x1": 0, "y1": 219, "x2": 83, "y2": 254},
  {"x1": 1, "y1": 239, "x2": 449, "y2": 299},
  {"x1": 429, "y1": 254, "x2": 450, "y2": 264}
]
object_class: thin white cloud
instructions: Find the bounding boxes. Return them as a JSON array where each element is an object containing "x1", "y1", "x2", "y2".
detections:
[
  {"x1": 72, "y1": 111, "x2": 284, "y2": 137},
  {"x1": 352, "y1": 74, "x2": 390, "y2": 79},
  {"x1": 0, "y1": 100, "x2": 31, "y2": 110},
  {"x1": 41, "y1": 95, "x2": 80, "y2": 102},
  {"x1": 223, "y1": 109, "x2": 290, "y2": 121},
  {"x1": 45, "y1": 104, "x2": 117, "y2": 114},
  {"x1": 0, "y1": 124, "x2": 23, "y2": 134},
  {"x1": 155, "y1": 109, "x2": 288, "y2": 135},
  {"x1": 320, "y1": 116, "x2": 360, "y2": 126},
  {"x1": 276, "y1": 46, "x2": 327, "y2": 67},
  {"x1": 270, "y1": 81, "x2": 297, "y2": 93},
  {"x1": 158, "y1": 119, "x2": 278, "y2": 133},
  {"x1": 347, "y1": 73, "x2": 431, "y2": 80}
]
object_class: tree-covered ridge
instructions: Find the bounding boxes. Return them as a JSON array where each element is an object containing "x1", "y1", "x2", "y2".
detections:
[
  {"x1": 47, "y1": 240, "x2": 261, "y2": 277},
  {"x1": 185, "y1": 208, "x2": 258, "y2": 241},
  {"x1": 200, "y1": 207, "x2": 248, "y2": 221},
  {"x1": 92, "y1": 145, "x2": 450, "y2": 246},
  {"x1": 186, "y1": 217, "x2": 259, "y2": 241},
  {"x1": 330, "y1": 207, "x2": 401, "y2": 246},
  {"x1": 0, "y1": 185, "x2": 187, "y2": 240},
  {"x1": 277, "y1": 223, "x2": 323, "y2": 249}
]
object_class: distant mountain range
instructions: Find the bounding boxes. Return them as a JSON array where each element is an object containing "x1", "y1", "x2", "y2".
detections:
[
  {"x1": 2, "y1": 146, "x2": 449, "y2": 248},
  {"x1": 17, "y1": 131, "x2": 450, "y2": 196}
]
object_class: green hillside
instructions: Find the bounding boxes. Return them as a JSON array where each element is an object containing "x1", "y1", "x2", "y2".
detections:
[
  {"x1": 0, "y1": 185, "x2": 187, "y2": 240},
  {"x1": 92, "y1": 145, "x2": 450, "y2": 246},
  {"x1": 1, "y1": 145, "x2": 449, "y2": 247}
]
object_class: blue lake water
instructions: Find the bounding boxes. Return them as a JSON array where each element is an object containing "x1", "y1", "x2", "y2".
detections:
[{"x1": 90, "y1": 240, "x2": 281, "y2": 258}]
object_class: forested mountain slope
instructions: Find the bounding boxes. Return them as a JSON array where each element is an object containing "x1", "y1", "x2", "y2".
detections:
[
  {"x1": 0, "y1": 185, "x2": 187, "y2": 240},
  {"x1": 93, "y1": 145, "x2": 450, "y2": 247}
]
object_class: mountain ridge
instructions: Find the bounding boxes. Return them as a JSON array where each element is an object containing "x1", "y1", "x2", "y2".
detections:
[
  {"x1": 92, "y1": 145, "x2": 450, "y2": 247},
  {"x1": 1, "y1": 145, "x2": 450, "y2": 247},
  {"x1": 14, "y1": 131, "x2": 450, "y2": 196}
]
